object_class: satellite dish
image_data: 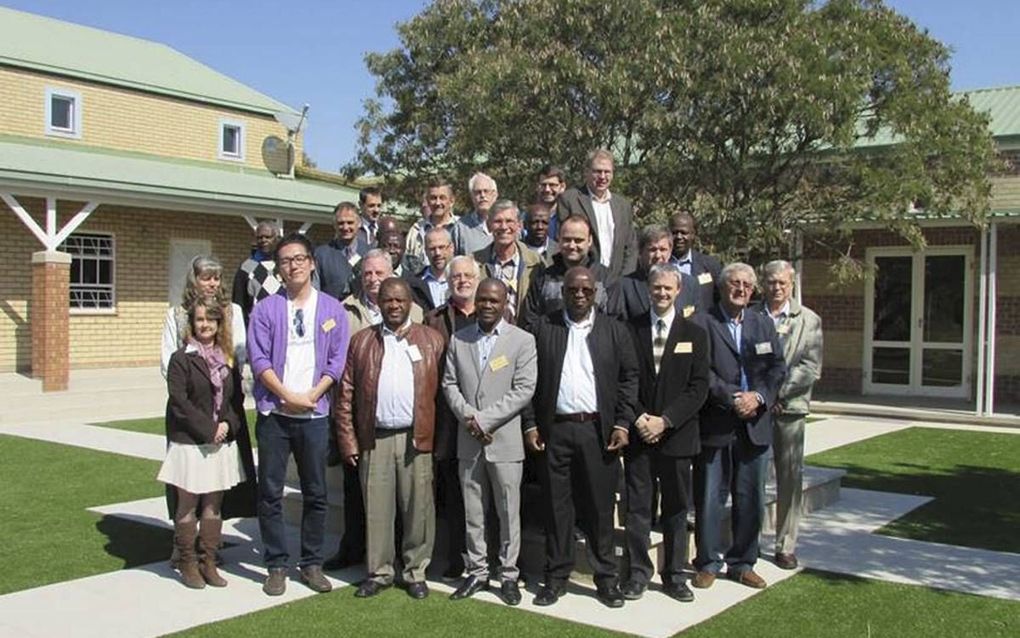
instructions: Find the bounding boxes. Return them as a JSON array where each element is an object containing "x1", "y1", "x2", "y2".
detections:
[{"x1": 262, "y1": 135, "x2": 294, "y2": 176}]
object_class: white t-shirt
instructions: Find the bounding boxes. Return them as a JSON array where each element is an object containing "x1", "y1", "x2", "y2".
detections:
[{"x1": 280, "y1": 289, "x2": 320, "y2": 417}]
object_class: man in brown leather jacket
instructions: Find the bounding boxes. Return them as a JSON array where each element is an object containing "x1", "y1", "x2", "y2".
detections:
[{"x1": 335, "y1": 277, "x2": 446, "y2": 600}]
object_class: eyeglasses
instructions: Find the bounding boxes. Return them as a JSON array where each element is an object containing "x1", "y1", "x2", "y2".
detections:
[
  {"x1": 293, "y1": 308, "x2": 305, "y2": 338},
  {"x1": 279, "y1": 254, "x2": 311, "y2": 267},
  {"x1": 727, "y1": 280, "x2": 755, "y2": 291},
  {"x1": 564, "y1": 286, "x2": 596, "y2": 296}
]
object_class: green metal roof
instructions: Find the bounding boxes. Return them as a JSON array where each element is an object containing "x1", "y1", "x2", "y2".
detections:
[
  {"x1": 0, "y1": 137, "x2": 357, "y2": 219},
  {"x1": 0, "y1": 6, "x2": 297, "y2": 116}
]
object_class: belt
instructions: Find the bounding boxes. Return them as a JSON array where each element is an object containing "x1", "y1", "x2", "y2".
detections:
[{"x1": 554, "y1": 412, "x2": 599, "y2": 423}]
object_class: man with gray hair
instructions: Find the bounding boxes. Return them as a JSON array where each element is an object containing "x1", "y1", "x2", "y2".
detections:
[
  {"x1": 451, "y1": 172, "x2": 499, "y2": 255},
  {"x1": 472, "y1": 200, "x2": 543, "y2": 323},
  {"x1": 692, "y1": 262, "x2": 785, "y2": 591},
  {"x1": 756, "y1": 260, "x2": 822, "y2": 571},
  {"x1": 232, "y1": 220, "x2": 282, "y2": 327}
]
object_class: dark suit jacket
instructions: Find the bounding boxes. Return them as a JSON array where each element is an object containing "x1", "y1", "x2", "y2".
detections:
[
  {"x1": 425, "y1": 303, "x2": 478, "y2": 460},
  {"x1": 676, "y1": 250, "x2": 723, "y2": 310},
  {"x1": 697, "y1": 305, "x2": 786, "y2": 448},
  {"x1": 529, "y1": 310, "x2": 639, "y2": 447},
  {"x1": 558, "y1": 185, "x2": 638, "y2": 278},
  {"x1": 313, "y1": 238, "x2": 370, "y2": 301},
  {"x1": 627, "y1": 313, "x2": 710, "y2": 458},
  {"x1": 608, "y1": 269, "x2": 702, "y2": 322},
  {"x1": 404, "y1": 269, "x2": 440, "y2": 311}
]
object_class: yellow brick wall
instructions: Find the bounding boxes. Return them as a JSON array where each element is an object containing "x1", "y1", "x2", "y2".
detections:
[
  {"x1": 0, "y1": 197, "x2": 330, "y2": 372},
  {"x1": 0, "y1": 65, "x2": 302, "y2": 169}
]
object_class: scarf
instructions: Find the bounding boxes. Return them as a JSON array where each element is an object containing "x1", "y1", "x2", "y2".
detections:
[{"x1": 189, "y1": 338, "x2": 228, "y2": 420}]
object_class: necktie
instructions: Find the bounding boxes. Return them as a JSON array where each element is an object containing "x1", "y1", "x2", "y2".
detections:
[{"x1": 653, "y1": 318, "x2": 666, "y2": 374}]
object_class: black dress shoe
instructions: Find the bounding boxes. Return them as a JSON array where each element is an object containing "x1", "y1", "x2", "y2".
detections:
[
  {"x1": 663, "y1": 581, "x2": 695, "y2": 602},
  {"x1": 533, "y1": 584, "x2": 566, "y2": 606},
  {"x1": 406, "y1": 581, "x2": 429, "y2": 599},
  {"x1": 499, "y1": 580, "x2": 522, "y2": 606},
  {"x1": 450, "y1": 575, "x2": 489, "y2": 600},
  {"x1": 595, "y1": 582, "x2": 625, "y2": 608},
  {"x1": 621, "y1": 580, "x2": 646, "y2": 601},
  {"x1": 323, "y1": 548, "x2": 363, "y2": 571},
  {"x1": 354, "y1": 580, "x2": 389, "y2": 598}
]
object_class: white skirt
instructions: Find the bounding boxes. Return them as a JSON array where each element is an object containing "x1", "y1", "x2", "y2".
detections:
[{"x1": 157, "y1": 440, "x2": 246, "y2": 494}]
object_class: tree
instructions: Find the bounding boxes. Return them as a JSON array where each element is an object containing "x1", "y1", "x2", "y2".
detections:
[{"x1": 349, "y1": 0, "x2": 997, "y2": 270}]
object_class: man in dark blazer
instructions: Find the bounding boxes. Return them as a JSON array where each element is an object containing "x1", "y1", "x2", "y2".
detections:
[
  {"x1": 525, "y1": 266, "x2": 639, "y2": 609},
  {"x1": 558, "y1": 149, "x2": 637, "y2": 278},
  {"x1": 609, "y1": 224, "x2": 701, "y2": 321},
  {"x1": 622, "y1": 264, "x2": 709, "y2": 602},
  {"x1": 692, "y1": 262, "x2": 786, "y2": 591},
  {"x1": 314, "y1": 202, "x2": 371, "y2": 301},
  {"x1": 669, "y1": 212, "x2": 722, "y2": 310}
]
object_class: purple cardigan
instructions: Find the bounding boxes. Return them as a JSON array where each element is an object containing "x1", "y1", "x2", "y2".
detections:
[{"x1": 247, "y1": 290, "x2": 350, "y2": 416}]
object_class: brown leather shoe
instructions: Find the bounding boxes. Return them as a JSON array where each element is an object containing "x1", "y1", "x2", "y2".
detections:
[
  {"x1": 728, "y1": 569, "x2": 767, "y2": 589},
  {"x1": 300, "y1": 565, "x2": 333, "y2": 593},
  {"x1": 691, "y1": 571, "x2": 716, "y2": 589},
  {"x1": 774, "y1": 553, "x2": 799, "y2": 570}
]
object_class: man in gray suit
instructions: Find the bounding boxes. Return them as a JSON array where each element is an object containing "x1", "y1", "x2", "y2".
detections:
[
  {"x1": 757, "y1": 260, "x2": 822, "y2": 571},
  {"x1": 442, "y1": 279, "x2": 538, "y2": 606}
]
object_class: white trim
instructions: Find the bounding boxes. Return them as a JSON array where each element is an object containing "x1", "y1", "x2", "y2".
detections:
[
  {"x1": 985, "y1": 223, "x2": 998, "y2": 414},
  {"x1": 863, "y1": 245, "x2": 974, "y2": 399},
  {"x1": 976, "y1": 226, "x2": 988, "y2": 415},
  {"x1": 1, "y1": 193, "x2": 100, "y2": 251},
  {"x1": 45, "y1": 87, "x2": 82, "y2": 139},
  {"x1": 218, "y1": 119, "x2": 245, "y2": 161}
]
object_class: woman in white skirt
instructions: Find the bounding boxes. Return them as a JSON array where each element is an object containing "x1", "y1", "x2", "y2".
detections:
[{"x1": 158, "y1": 300, "x2": 256, "y2": 589}]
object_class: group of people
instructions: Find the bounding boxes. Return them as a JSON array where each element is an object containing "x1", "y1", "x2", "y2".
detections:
[{"x1": 156, "y1": 148, "x2": 823, "y2": 611}]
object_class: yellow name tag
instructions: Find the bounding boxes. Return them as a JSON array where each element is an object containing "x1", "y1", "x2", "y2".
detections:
[
  {"x1": 321, "y1": 318, "x2": 336, "y2": 332},
  {"x1": 698, "y1": 272, "x2": 713, "y2": 285},
  {"x1": 489, "y1": 355, "x2": 509, "y2": 372},
  {"x1": 674, "y1": 341, "x2": 693, "y2": 354},
  {"x1": 755, "y1": 341, "x2": 773, "y2": 355},
  {"x1": 683, "y1": 305, "x2": 695, "y2": 318}
]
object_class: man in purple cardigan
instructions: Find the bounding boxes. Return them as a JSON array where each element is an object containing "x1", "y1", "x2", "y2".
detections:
[{"x1": 247, "y1": 233, "x2": 350, "y2": 596}]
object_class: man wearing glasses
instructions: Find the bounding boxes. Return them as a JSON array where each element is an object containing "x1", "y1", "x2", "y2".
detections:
[
  {"x1": 247, "y1": 233, "x2": 351, "y2": 597},
  {"x1": 692, "y1": 263, "x2": 786, "y2": 591}
]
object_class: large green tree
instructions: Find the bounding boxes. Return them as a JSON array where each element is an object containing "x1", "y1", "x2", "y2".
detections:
[{"x1": 349, "y1": 0, "x2": 997, "y2": 268}]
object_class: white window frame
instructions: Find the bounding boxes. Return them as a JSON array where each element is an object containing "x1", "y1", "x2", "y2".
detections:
[
  {"x1": 45, "y1": 87, "x2": 83, "y2": 139},
  {"x1": 60, "y1": 232, "x2": 116, "y2": 314},
  {"x1": 218, "y1": 119, "x2": 245, "y2": 161}
]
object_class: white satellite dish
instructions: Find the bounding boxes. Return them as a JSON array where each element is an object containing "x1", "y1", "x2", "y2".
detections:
[{"x1": 269, "y1": 104, "x2": 309, "y2": 179}]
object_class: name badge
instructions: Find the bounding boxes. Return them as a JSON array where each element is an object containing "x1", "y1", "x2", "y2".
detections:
[
  {"x1": 674, "y1": 341, "x2": 693, "y2": 354},
  {"x1": 683, "y1": 305, "x2": 695, "y2": 318},
  {"x1": 698, "y1": 272, "x2": 713, "y2": 285},
  {"x1": 406, "y1": 344, "x2": 423, "y2": 362},
  {"x1": 349, "y1": 254, "x2": 361, "y2": 267},
  {"x1": 755, "y1": 341, "x2": 773, "y2": 355},
  {"x1": 321, "y1": 318, "x2": 336, "y2": 332},
  {"x1": 489, "y1": 355, "x2": 509, "y2": 372},
  {"x1": 777, "y1": 324, "x2": 791, "y2": 335}
]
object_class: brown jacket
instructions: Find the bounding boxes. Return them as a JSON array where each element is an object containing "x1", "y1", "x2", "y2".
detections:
[{"x1": 335, "y1": 322, "x2": 446, "y2": 459}]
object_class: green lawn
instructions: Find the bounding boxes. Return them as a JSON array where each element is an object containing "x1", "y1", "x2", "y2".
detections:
[
  {"x1": 94, "y1": 410, "x2": 258, "y2": 442},
  {"x1": 806, "y1": 427, "x2": 1020, "y2": 553},
  {"x1": 0, "y1": 435, "x2": 170, "y2": 595}
]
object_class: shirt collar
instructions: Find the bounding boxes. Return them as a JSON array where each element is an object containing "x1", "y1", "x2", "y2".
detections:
[
  {"x1": 422, "y1": 267, "x2": 446, "y2": 282},
  {"x1": 770, "y1": 300, "x2": 791, "y2": 319},
  {"x1": 382, "y1": 317, "x2": 412, "y2": 337},
  {"x1": 720, "y1": 303, "x2": 744, "y2": 325},
  {"x1": 477, "y1": 319, "x2": 505, "y2": 337},
  {"x1": 651, "y1": 306, "x2": 676, "y2": 328},
  {"x1": 492, "y1": 244, "x2": 520, "y2": 267},
  {"x1": 673, "y1": 250, "x2": 692, "y2": 264},
  {"x1": 564, "y1": 308, "x2": 595, "y2": 329},
  {"x1": 590, "y1": 188, "x2": 612, "y2": 204}
]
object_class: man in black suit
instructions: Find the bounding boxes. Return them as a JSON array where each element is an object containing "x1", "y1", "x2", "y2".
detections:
[
  {"x1": 622, "y1": 264, "x2": 710, "y2": 602},
  {"x1": 525, "y1": 266, "x2": 639, "y2": 609},
  {"x1": 609, "y1": 225, "x2": 701, "y2": 321},
  {"x1": 692, "y1": 263, "x2": 786, "y2": 591},
  {"x1": 669, "y1": 212, "x2": 722, "y2": 310},
  {"x1": 558, "y1": 149, "x2": 638, "y2": 278},
  {"x1": 314, "y1": 201, "x2": 371, "y2": 301}
]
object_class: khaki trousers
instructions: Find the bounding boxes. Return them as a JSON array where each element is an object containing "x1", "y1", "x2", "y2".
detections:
[{"x1": 773, "y1": 414, "x2": 806, "y2": 555}]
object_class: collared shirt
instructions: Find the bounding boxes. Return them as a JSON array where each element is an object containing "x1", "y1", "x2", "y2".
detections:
[
  {"x1": 721, "y1": 304, "x2": 749, "y2": 392},
  {"x1": 651, "y1": 306, "x2": 676, "y2": 341},
  {"x1": 475, "y1": 319, "x2": 504, "y2": 370},
  {"x1": 492, "y1": 245, "x2": 522, "y2": 314},
  {"x1": 422, "y1": 267, "x2": 449, "y2": 308},
  {"x1": 359, "y1": 216, "x2": 377, "y2": 245},
  {"x1": 768, "y1": 300, "x2": 791, "y2": 327},
  {"x1": 278, "y1": 288, "x2": 320, "y2": 418},
  {"x1": 375, "y1": 319, "x2": 415, "y2": 429},
  {"x1": 591, "y1": 195, "x2": 615, "y2": 269},
  {"x1": 671, "y1": 250, "x2": 693, "y2": 275},
  {"x1": 555, "y1": 310, "x2": 598, "y2": 414},
  {"x1": 362, "y1": 295, "x2": 382, "y2": 326}
]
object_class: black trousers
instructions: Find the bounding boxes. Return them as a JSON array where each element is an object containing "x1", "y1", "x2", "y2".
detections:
[
  {"x1": 336, "y1": 462, "x2": 366, "y2": 557},
  {"x1": 624, "y1": 448, "x2": 692, "y2": 585},
  {"x1": 541, "y1": 419, "x2": 620, "y2": 586}
]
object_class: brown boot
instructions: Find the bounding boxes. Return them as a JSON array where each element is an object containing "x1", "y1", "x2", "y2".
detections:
[
  {"x1": 198, "y1": 518, "x2": 228, "y2": 587},
  {"x1": 175, "y1": 520, "x2": 205, "y2": 589}
]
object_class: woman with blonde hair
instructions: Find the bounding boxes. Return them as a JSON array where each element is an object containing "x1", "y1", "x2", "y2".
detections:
[{"x1": 158, "y1": 299, "x2": 256, "y2": 588}]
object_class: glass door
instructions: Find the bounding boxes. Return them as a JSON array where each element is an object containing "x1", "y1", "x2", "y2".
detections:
[{"x1": 864, "y1": 248, "x2": 972, "y2": 398}]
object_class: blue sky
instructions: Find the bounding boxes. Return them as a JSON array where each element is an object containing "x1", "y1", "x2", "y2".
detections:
[{"x1": 4, "y1": 1, "x2": 1018, "y2": 171}]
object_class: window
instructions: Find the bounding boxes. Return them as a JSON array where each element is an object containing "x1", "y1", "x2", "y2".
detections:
[
  {"x1": 60, "y1": 233, "x2": 115, "y2": 311},
  {"x1": 219, "y1": 120, "x2": 245, "y2": 160},
  {"x1": 45, "y1": 87, "x2": 82, "y2": 138}
]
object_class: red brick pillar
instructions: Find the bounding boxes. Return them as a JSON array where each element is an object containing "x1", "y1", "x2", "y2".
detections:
[{"x1": 31, "y1": 251, "x2": 71, "y2": 392}]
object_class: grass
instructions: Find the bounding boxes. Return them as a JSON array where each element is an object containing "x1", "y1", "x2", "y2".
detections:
[
  {"x1": 683, "y1": 569, "x2": 1019, "y2": 637},
  {"x1": 94, "y1": 410, "x2": 258, "y2": 442},
  {"x1": 806, "y1": 427, "x2": 1020, "y2": 553},
  {"x1": 0, "y1": 434, "x2": 170, "y2": 595}
]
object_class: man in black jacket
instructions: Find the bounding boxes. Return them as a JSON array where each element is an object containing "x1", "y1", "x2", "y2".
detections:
[
  {"x1": 669, "y1": 212, "x2": 723, "y2": 310},
  {"x1": 525, "y1": 267, "x2": 639, "y2": 609},
  {"x1": 622, "y1": 264, "x2": 709, "y2": 602}
]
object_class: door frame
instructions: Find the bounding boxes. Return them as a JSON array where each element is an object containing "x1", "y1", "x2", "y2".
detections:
[{"x1": 862, "y1": 245, "x2": 974, "y2": 399}]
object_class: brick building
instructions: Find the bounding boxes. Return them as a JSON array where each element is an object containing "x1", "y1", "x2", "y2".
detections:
[
  {"x1": 0, "y1": 7, "x2": 355, "y2": 390},
  {"x1": 801, "y1": 86, "x2": 1020, "y2": 414}
]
